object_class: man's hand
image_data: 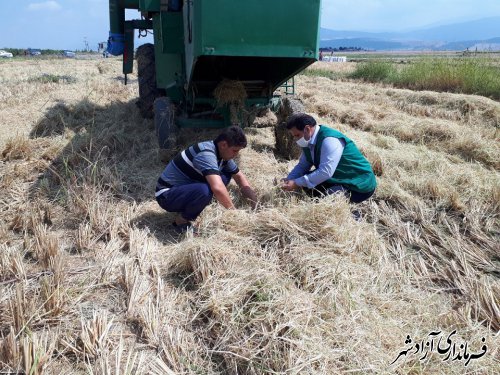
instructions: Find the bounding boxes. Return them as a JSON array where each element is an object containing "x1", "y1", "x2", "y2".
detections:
[
  {"x1": 241, "y1": 186, "x2": 258, "y2": 209},
  {"x1": 233, "y1": 172, "x2": 258, "y2": 209},
  {"x1": 280, "y1": 179, "x2": 299, "y2": 192}
]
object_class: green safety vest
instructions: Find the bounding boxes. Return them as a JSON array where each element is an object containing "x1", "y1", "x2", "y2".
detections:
[{"x1": 302, "y1": 126, "x2": 377, "y2": 193}]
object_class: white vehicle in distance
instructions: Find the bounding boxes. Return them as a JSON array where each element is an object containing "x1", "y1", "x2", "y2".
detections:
[
  {"x1": 27, "y1": 49, "x2": 41, "y2": 56},
  {"x1": 0, "y1": 50, "x2": 13, "y2": 58}
]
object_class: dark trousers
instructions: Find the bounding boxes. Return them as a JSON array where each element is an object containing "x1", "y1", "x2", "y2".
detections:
[
  {"x1": 306, "y1": 183, "x2": 375, "y2": 203},
  {"x1": 156, "y1": 174, "x2": 231, "y2": 221}
]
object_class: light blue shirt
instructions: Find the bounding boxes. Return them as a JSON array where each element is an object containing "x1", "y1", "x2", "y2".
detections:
[{"x1": 287, "y1": 125, "x2": 345, "y2": 188}]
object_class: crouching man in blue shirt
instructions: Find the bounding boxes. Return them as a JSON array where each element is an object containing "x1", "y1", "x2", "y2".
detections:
[
  {"x1": 280, "y1": 113, "x2": 377, "y2": 203},
  {"x1": 155, "y1": 126, "x2": 258, "y2": 232}
]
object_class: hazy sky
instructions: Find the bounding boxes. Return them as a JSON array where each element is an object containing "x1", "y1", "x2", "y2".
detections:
[
  {"x1": 1, "y1": 0, "x2": 499, "y2": 50},
  {"x1": 322, "y1": 0, "x2": 500, "y2": 31}
]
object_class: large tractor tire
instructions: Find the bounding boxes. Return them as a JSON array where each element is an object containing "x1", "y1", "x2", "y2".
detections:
[
  {"x1": 275, "y1": 96, "x2": 305, "y2": 160},
  {"x1": 136, "y1": 43, "x2": 163, "y2": 119},
  {"x1": 154, "y1": 97, "x2": 178, "y2": 162}
]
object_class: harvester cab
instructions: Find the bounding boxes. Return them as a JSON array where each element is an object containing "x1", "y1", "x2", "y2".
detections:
[{"x1": 107, "y1": 0, "x2": 321, "y2": 158}]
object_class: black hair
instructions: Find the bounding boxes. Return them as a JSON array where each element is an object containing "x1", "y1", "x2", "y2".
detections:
[
  {"x1": 286, "y1": 113, "x2": 316, "y2": 131},
  {"x1": 214, "y1": 126, "x2": 248, "y2": 147}
]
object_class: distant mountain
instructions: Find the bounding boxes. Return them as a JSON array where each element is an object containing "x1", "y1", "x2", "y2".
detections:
[
  {"x1": 320, "y1": 29, "x2": 389, "y2": 40},
  {"x1": 399, "y1": 17, "x2": 500, "y2": 42},
  {"x1": 320, "y1": 17, "x2": 500, "y2": 51},
  {"x1": 320, "y1": 38, "x2": 406, "y2": 51},
  {"x1": 440, "y1": 37, "x2": 500, "y2": 51}
]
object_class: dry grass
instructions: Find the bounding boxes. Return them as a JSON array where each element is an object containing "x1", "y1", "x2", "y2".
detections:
[
  {"x1": 0, "y1": 328, "x2": 58, "y2": 374},
  {"x1": 214, "y1": 79, "x2": 248, "y2": 125},
  {"x1": 0, "y1": 57, "x2": 498, "y2": 374},
  {"x1": 305, "y1": 61, "x2": 358, "y2": 77}
]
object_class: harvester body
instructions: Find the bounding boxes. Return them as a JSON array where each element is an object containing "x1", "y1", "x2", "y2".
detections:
[{"x1": 107, "y1": 0, "x2": 321, "y2": 149}]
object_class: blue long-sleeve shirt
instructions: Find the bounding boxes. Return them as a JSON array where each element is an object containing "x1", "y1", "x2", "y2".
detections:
[{"x1": 287, "y1": 126, "x2": 345, "y2": 188}]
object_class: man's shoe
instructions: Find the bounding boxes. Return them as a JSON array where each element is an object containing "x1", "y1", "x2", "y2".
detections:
[{"x1": 352, "y1": 209, "x2": 362, "y2": 222}]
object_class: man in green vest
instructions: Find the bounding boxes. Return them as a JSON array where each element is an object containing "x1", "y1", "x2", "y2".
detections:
[{"x1": 280, "y1": 113, "x2": 376, "y2": 203}]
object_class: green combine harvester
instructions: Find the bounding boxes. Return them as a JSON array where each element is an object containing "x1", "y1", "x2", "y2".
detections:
[{"x1": 107, "y1": 0, "x2": 321, "y2": 157}]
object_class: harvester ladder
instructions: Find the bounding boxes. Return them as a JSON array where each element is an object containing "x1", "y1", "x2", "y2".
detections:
[{"x1": 280, "y1": 76, "x2": 295, "y2": 95}]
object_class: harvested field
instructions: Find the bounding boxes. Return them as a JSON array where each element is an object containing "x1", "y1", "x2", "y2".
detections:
[{"x1": 0, "y1": 57, "x2": 499, "y2": 374}]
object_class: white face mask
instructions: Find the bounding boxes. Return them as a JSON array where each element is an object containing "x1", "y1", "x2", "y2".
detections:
[{"x1": 296, "y1": 136, "x2": 310, "y2": 148}]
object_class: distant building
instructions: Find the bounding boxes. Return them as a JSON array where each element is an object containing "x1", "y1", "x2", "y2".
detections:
[{"x1": 323, "y1": 56, "x2": 347, "y2": 62}]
